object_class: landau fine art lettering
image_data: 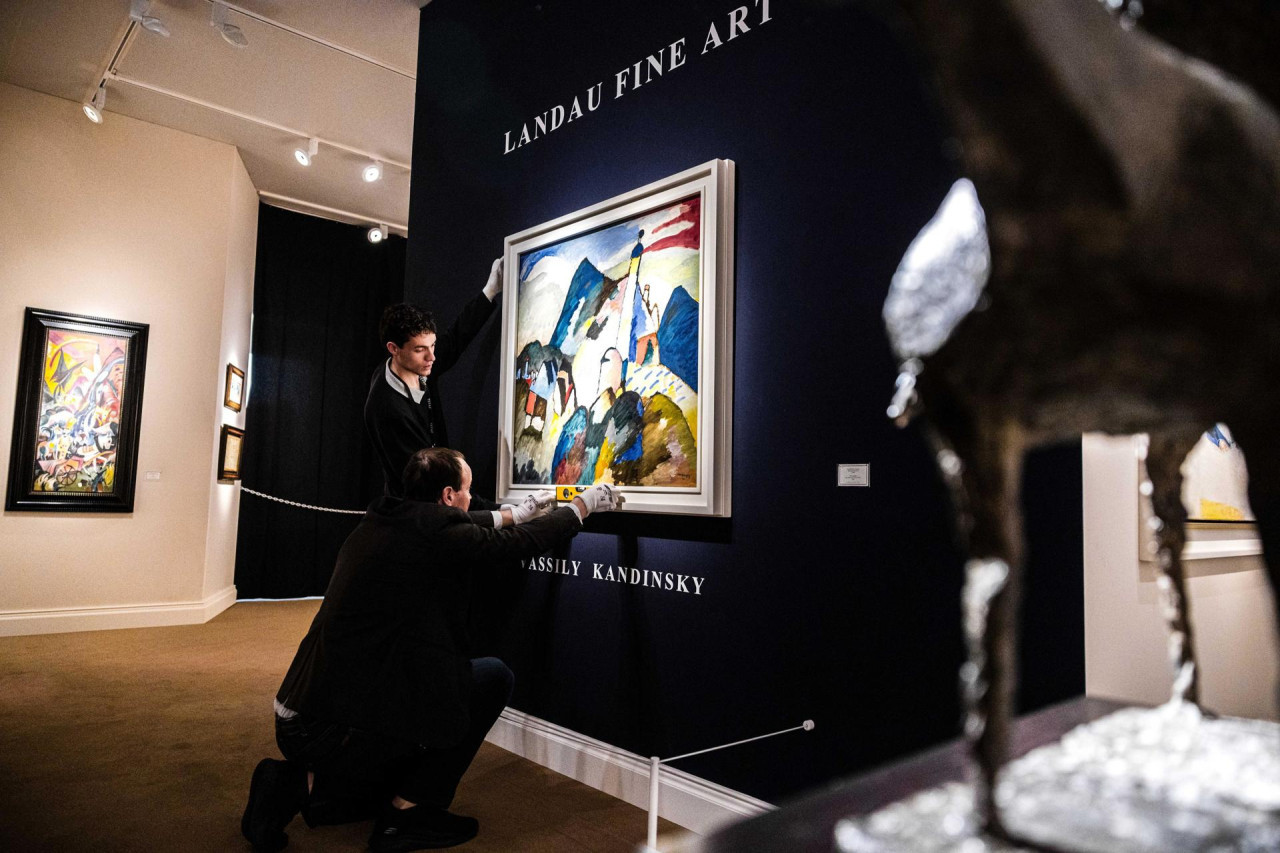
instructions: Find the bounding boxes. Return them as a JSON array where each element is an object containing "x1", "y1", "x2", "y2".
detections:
[{"x1": 502, "y1": 0, "x2": 772, "y2": 154}]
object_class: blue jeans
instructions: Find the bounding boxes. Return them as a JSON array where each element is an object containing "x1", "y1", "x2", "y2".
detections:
[{"x1": 275, "y1": 657, "x2": 514, "y2": 811}]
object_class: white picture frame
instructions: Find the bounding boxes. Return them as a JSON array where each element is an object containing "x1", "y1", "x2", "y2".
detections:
[
  {"x1": 1137, "y1": 431, "x2": 1261, "y2": 562},
  {"x1": 496, "y1": 159, "x2": 735, "y2": 516}
]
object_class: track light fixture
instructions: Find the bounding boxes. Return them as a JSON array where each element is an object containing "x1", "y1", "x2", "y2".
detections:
[
  {"x1": 294, "y1": 138, "x2": 319, "y2": 167},
  {"x1": 368, "y1": 224, "x2": 388, "y2": 244},
  {"x1": 362, "y1": 161, "x2": 383, "y2": 183},
  {"x1": 130, "y1": 0, "x2": 170, "y2": 37},
  {"x1": 83, "y1": 82, "x2": 106, "y2": 124},
  {"x1": 211, "y1": 1, "x2": 248, "y2": 47}
]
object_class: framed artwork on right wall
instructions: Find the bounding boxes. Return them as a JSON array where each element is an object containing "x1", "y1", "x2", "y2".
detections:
[
  {"x1": 218, "y1": 425, "x2": 245, "y2": 482},
  {"x1": 1139, "y1": 427, "x2": 1261, "y2": 562},
  {"x1": 496, "y1": 159, "x2": 735, "y2": 516},
  {"x1": 1181, "y1": 424, "x2": 1254, "y2": 523},
  {"x1": 224, "y1": 363, "x2": 245, "y2": 412}
]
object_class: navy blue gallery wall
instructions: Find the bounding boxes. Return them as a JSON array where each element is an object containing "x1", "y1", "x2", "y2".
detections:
[{"x1": 407, "y1": 0, "x2": 1084, "y2": 802}]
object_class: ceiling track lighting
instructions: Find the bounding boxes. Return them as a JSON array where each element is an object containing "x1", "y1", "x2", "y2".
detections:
[
  {"x1": 83, "y1": 81, "x2": 106, "y2": 124},
  {"x1": 98, "y1": 72, "x2": 407, "y2": 180},
  {"x1": 130, "y1": 0, "x2": 170, "y2": 37},
  {"x1": 211, "y1": 1, "x2": 249, "y2": 48},
  {"x1": 368, "y1": 224, "x2": 388, "y2": 244},
  {"x1": 294, "y1": 137, "x2": 319, "y2": 167},
  {"x1": 362, "y1": 161, "x2": 383, "y2": 183}
]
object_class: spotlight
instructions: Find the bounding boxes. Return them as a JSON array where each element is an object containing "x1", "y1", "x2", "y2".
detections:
[
  {"x1": 294, "y1": 138, "x2": 319, "y2": 167},
  {"x1": 211, "y1": 1, "x2": 248, "y2": 47},
  {"x1": 130, "y1": 0, "x2": 170, "y2": 37},
  {"x1": 362, "y1": 161, "x2": 383, "y2": 183},
  {"x1": 83, "y1": 82, "x2": 106, "y2": 124},
  {"x1": 368, "y1": 224, "x2": 388, "y2": 244}
]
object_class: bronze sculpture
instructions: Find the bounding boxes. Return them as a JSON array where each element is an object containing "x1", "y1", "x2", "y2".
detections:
[{"x1": 880, "y1": 0, "x2": 1280, "y2": 845}]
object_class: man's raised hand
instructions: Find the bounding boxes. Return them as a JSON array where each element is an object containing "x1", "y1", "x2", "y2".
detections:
[{"x1": 482, "y1": 257, "x2": 504, "y2": 301}]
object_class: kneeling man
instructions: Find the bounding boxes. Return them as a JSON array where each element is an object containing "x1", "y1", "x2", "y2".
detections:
[{"x1": 242, "y1": 447, "x2": 617, "y2": 851}]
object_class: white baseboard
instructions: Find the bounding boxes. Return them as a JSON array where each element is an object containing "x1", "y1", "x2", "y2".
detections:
[
  {"x1": 0, "y1": 585, "x2": 237, "y2": 636},
  {"x1": 486, "y1": 707, "x2": 772, "y2": 837}
]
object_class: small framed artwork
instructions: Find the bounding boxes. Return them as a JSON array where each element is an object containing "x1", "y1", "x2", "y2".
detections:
[
  {"x1": 224, "y1": 363, "x2": 245, "y2": 412},
  {"x1": 6, "y1": 307, "x2": 149, "y2": 512},
  {"x1": 1138, "y1": 427, "x2": 1260, "y2": 562},
  {"x1": 497, "y1": 159, "x2": 735, "y2": 516},
  {"x1": 218, "y1": 425, "x2": 245, "y2": 481}
]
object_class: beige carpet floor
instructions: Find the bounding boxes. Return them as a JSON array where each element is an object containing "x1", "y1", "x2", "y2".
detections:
[{"x1": 0, "y1": 600, "x2": 676, "y2": 852}]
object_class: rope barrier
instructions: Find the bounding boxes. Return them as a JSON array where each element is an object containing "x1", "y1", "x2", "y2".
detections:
[{"x1": 240, "y1": 486, "x2": 366, "y2": 515}]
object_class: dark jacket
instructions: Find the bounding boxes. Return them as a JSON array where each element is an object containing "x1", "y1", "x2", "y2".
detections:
[
  {"x1": 364, "y1": 292, "x2": 497, "y2": 497},
  {"x1": 276, "y1": 497, "x2": 581, "y2": 748}
]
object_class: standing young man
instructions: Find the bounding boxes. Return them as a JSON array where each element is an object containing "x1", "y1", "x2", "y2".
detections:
[{"x1": 365, "y1": 258, "x2": 504, "y2": 499}]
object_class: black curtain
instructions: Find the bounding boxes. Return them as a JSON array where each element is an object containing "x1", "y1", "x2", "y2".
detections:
[{"x1": 234, "y1": 204, "x2": 405, "y2": 598}]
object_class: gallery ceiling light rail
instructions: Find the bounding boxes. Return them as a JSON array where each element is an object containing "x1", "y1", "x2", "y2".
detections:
[
  {"x1": 70, "y1": 0, "x2": 414, "y2": 234},
  {"x1": 201, "y1": 0, "x2": 416, "y2": 80},
  {"x1": 103, "y1": 71, "x2": 410, "y2": 178}
]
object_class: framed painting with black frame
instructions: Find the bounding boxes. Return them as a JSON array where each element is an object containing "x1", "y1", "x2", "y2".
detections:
[
  {"x1": 6, "y1": 307, "x2": 150, "y2": 512},
  {"x1": 218, "y1": 425, "x2": 245, "y2": 481}
]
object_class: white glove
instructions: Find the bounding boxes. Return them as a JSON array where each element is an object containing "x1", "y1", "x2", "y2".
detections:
[
  {"x1": 571, "y1": 484, "x2": 619, "y2": 521},
  {"x1": 506, "y1": 489, "x2": 555, "y2": 525},
  {"x1": 482, "y1": 256, "x2": 504, "y2": 301}
]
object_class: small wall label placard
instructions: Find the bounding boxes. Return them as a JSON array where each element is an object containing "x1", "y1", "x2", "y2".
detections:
[{"x1": 838, "y1": 463, "x2": 870, "y2": 487}]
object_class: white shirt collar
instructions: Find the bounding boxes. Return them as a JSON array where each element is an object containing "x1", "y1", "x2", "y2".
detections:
[{"x1": 384, "y1": 358, "x2": 426, "y2": 404}]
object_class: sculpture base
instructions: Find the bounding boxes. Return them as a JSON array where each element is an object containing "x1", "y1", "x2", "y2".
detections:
[{"x1": 834, "y1": 703, "x2": 1280, "y2": 852}]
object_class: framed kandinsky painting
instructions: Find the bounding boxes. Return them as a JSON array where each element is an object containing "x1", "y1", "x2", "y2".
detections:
[
  {"x1": 497, "y1": 160, "x2": 735, "y2": 516},
  {"x1": 6, "y1": 308, "x2": 150, "y2": 512}
]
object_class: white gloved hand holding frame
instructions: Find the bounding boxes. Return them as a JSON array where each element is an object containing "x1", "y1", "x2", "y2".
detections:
[
  {"x1": 570, "y1": 483, "x2": 619, "y2": 521},
  {"x1": 505, "y1": 489, "x2": 555, "y2": 525},
  {"x1": 482, "y1": 257, "x2": 504, "y2": 301}
]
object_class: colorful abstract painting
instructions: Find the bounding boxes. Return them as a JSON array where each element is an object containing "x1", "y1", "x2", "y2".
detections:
[
  {"x1": 498, "y1": 160, "x2": 734, "y2": 516},
  {"x1": 31, "y1": 328, "x2": 131, "y2": 493},
  {"x1": 7, "y1": 308, "x2": 149, "y2": 512},
  {"x1": 511, "y1": 195, "x2": 703, "y2": 488},
  {"x1": 1183, "y1": 424, "x2": 1254, "y2": 522}
]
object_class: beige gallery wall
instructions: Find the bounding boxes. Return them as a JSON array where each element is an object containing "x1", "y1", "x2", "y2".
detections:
[
  {"x1": 1083, "y1": 433, "x2": 1279, "y2": 720},
  {"x1": 0, "y1": 82, "x2": 257, "y2": 634}
]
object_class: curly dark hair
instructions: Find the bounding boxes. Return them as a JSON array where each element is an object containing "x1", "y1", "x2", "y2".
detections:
[
  {"x1": 379, "y1": 303, "x2": 438, "y2": 347},
  {"x1": 403, "y1": 447, "x2": 466, "y2": 502}
]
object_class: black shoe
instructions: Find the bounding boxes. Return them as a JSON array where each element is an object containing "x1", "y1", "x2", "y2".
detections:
[
  {"x1": 241, "y1": 758, "x2": 307, "y2": 852},
  {"x1": 368, "y1": 805, "x2": 479, "y2": 851}
]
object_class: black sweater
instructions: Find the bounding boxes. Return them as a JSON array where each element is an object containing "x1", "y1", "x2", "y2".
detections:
[{"x1": 364, "y1": 291, "x2": 497, "y2": 496}]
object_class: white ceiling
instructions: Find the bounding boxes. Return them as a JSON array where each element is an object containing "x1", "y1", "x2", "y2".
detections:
[{"x1": 0, "y1": 0, "x2": 427, "y2": 234}]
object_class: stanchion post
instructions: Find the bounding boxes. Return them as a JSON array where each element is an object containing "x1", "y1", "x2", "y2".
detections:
[
  {"x1": 641, "y1": 721, "x2": 813, "y2": 850},
  {"x1": 647, "y1": 755, "x2": 661, "y2": 852}
]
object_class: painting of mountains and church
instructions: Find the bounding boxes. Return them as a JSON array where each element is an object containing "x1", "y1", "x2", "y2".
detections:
[{"x1": 512, "y1": 194, "x2": 702, "y2": 488}]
